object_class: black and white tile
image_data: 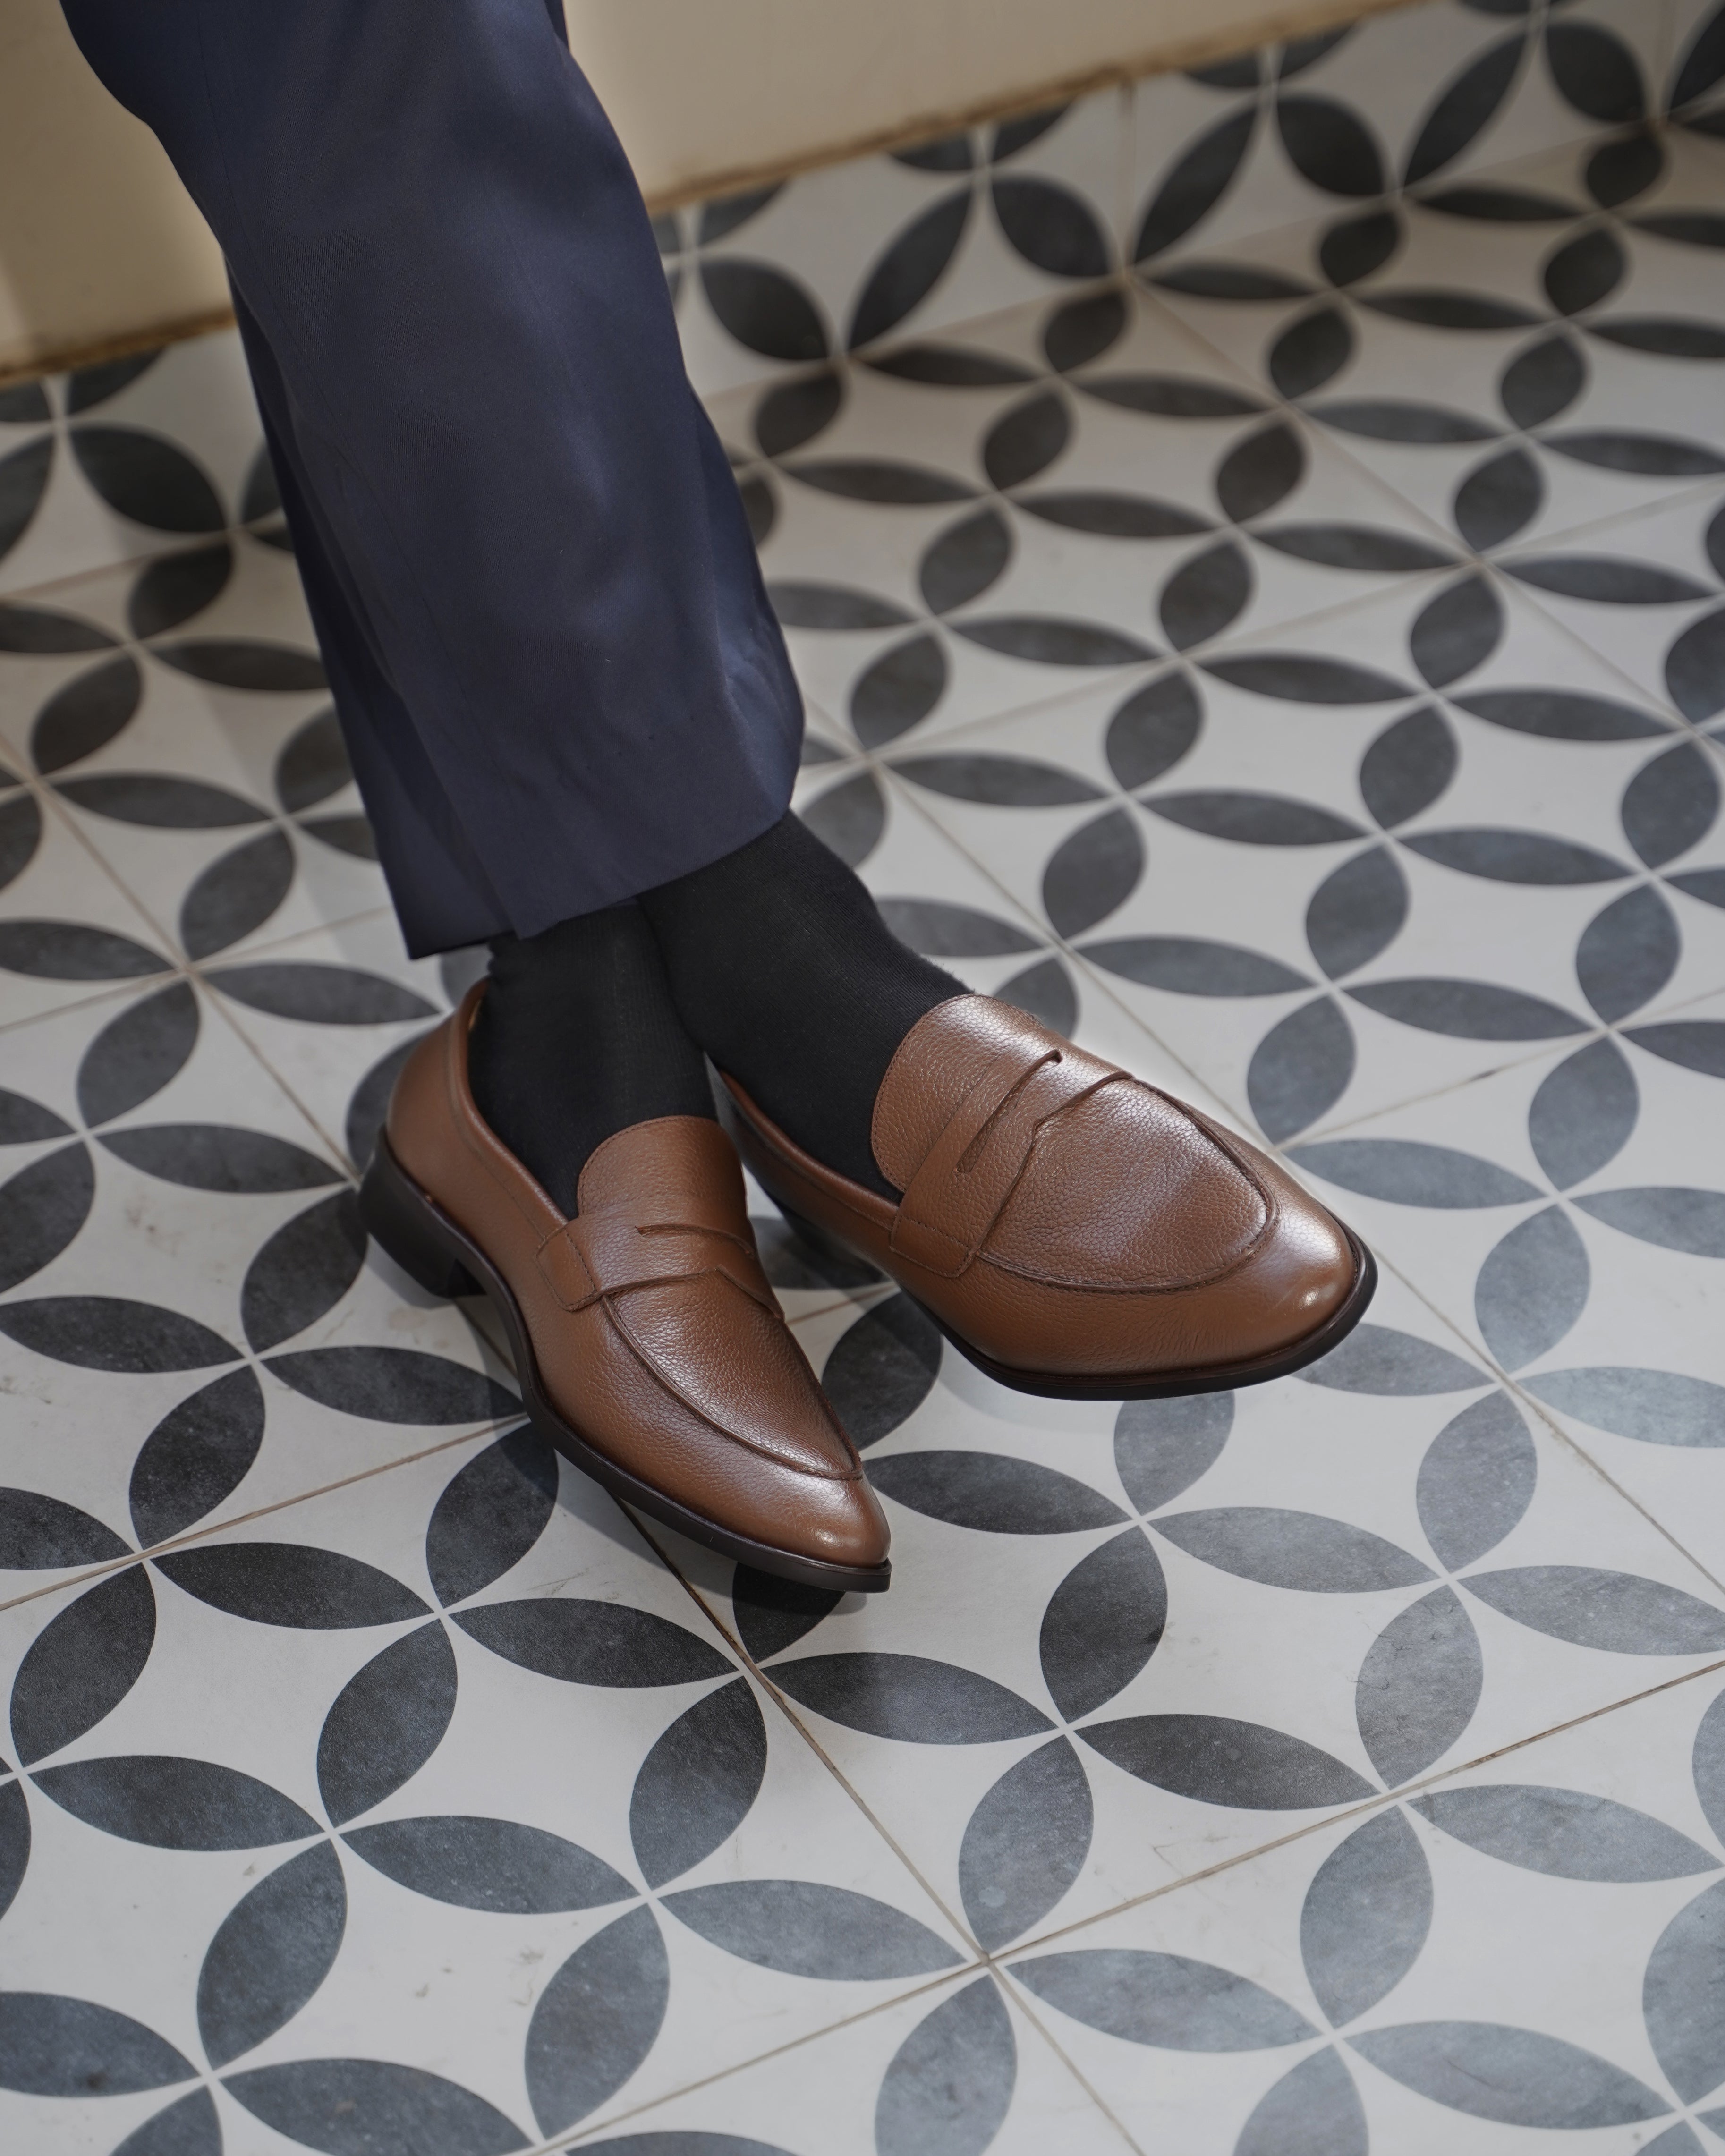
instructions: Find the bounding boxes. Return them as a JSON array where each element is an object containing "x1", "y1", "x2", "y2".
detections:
[
  {"x1": 4, "y1": 0, "x2": 1725, "y2": 2149},
  {"x1": 997, "y1": 1672, "x2": 1725, "y2": 2150},
  {"x1": 667, "y1": 1268, "x2": 1725, "y2": 1942},
  {"x1": 0, "y1": 1446, "x2": 972, "y2": 2155},
  {"x1": 659, "y1": 0, "x2": 1699, "y2": 399},
  {"x1": 878, "y1": 569, "x2": 1725, "y2": 1134},
  {"x1": 714, "y1": 283, "x2": 1480, "y2": 757},
  {"x1": 0, "y1": 338, "x2": 284, "y2": 600},
  {"x1": 1282, "y1": 989, "x2": 1725, "y2": 1582}
]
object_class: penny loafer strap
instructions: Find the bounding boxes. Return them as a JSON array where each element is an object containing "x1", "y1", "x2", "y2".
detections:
[
  {"x1": 535, "y1": 1211, "x2": 776, "y2": 1314},
  {"x1": 890, "y1": 1044, "x2": 1124, "y2": 1278}
]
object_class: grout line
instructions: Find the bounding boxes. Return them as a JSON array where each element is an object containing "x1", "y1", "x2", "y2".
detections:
[
  {"x1": 0, "y1": 1415, "x2": 515, "y2": 1618},
  {"x1": 1288, "y1": 1042, "x2": 1579, "y2": 1146},
  {"x1": 1502, "y1": 1371, "x2": 1725, "y2": 1603},
  {"x1": 1489, "y1": 470, "x2": 1725, "y2": 561},
  {"x1": 1290, "y1": 969, "x2": 1725, "y2": 1144},
  {"x1": 784, "y1": 1282, "x2": 896, "y2": 1332},
  {"x1": 196, "y1": 976, "x2": 402, "y2": 1176},
  {"x1": 3, "y1": 754, "x2": 173, "y2": 953},
  {"x1": 537, "y1": 1626, "x2": 1725, "y2": 2148},
  {"x1": 0, "y1": 970, "x2": 148, "y2": 1042},
  {"x1": 1112, "y1": 79, "x2": 1134, "y2": 277},
  {"x1": 1476, "y1": 546, "x2": 1725, "y2": 754},
  {"x1": 625, "y1": 1502, "x2": 981, "y2": 1950},
  {"x1": 0, "y1": 519, "x2": 289, "y2": 613},
  {"x1": 994, "y1": 1651, "x2": 1725, "y2": 1961},
  {"x1": 552, "y1": 1967, "x2": 979, "y2": 2150},
  {"x1": 877, "y1": 769, "x2": 1241, "y2": 1123},
  {"x1": 986, "y1": 1974, "x2": 1151, "y2": 2153},
  {"x1": 1339, "y1": 1231, "x2": 1725, "y2": 1603},
  {"x1": 1657, "y1": 0, "x2": 1683, "y2": 102}
]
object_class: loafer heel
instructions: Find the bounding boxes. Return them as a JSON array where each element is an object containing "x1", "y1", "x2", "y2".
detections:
[{"x1": 360, "y1": 1137, "x2": 480, "y2": 1299}]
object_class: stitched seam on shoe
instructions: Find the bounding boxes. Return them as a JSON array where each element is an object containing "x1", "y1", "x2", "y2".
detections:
[
  {"x1": 599, "y1": 1281, "x2": 860, "y2": 1480},
  {"x1": 952, "y1": 1070, "x2": 1273, "y2": 1289},
  {"x1": 870, "y1": 993, "x2": 977, "y2": 1183},
  {"x1": 954, "y1": 1051, "x2": 1063, "y2": 1177},
  {"x1": 891, "y1": 1046, "x2": 1055, "y2": 1269},
  {"x1": 737, "y1": 1047, "x2": 1284, "y2": 1295},
  {"x1": 908, "y1": 1067, "x2": 1120, "y2": 1269}
]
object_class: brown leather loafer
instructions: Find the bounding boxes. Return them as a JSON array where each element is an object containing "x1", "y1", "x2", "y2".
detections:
[
  {"x1": 359, "y1": 987, "x2": 890, "y2": 1592},
  {"x1": 720, "y1": 995, "x2": 1375, "y2": 1402}
]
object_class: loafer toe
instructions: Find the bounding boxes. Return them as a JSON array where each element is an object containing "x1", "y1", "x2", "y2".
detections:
[
  {"x1": 362, "y1": 987, "x2": 890, "y2": 1592},
  {"x1": 721, "y1": 995, "x2": 1374, "y2": 1401}
]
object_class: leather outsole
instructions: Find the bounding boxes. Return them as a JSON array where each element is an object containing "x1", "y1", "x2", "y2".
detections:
[{"x1": 359, "y1": 1135, "x2": 891, "y2": 1594}]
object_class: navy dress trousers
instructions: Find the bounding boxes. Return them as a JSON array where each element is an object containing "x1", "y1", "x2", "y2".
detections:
[{"x1": 59, "y1": 0, "x2": 805, "y2": 955}]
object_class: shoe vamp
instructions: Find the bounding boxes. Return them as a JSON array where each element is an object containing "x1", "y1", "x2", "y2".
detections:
[
  {"x1": 603, "y1": 1276, "x2": 855, "y2": 1477},
  {"x1": 984, "y1": 1086, "x2": 1267, "y2": 1288}
]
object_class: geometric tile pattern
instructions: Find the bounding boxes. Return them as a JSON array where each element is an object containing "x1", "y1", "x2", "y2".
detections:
[
  {"x1": 656, "y1": 0, "x2": 1720, "y2": 400},
  {"x1": 3, "y1": 2, "x2": 1725, "y2": 2151}
]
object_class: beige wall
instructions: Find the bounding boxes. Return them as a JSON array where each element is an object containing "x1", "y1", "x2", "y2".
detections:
[
  {"x1": 0, "y1": 0, "x2": 1396, "y2": 382},
  {"x1": 0, "y1": 0, "x2": 230, "y2": 381},
  {"x1": 568, "y1": 0, "x2": 1396, "y2": 201}
]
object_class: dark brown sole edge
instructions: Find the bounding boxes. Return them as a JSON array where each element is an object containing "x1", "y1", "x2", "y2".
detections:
[
  {"x1": 773, "y1": 1198, "x2": 1379, "y2": 1403},
  {"x1": 917, "y1": 1233, "x2": 1379, "y2": 1401},
  {"x1": 358, "y1": 1137, "x2": 891, "y2": 1596}
]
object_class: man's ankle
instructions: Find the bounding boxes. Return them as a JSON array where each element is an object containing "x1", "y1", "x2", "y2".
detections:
[{"x1": 638, "y1": 814, "x2": 960, "y2": 1195}]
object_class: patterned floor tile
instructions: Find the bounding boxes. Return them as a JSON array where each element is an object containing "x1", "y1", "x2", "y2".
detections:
[
  {"x1": 0, "y1": 1439, "x2": 972, "y2": 2155},
  {"x1": 0, "y1": 983, "x2": 516, "y2": 1604},
  {"x1": 0, "y1": 543, "x2": 378, "y2": 976},
  {"x1": 664, "y1": 91, "x2": 1129, "y2": 401},
  {"x1": 159, "y1": 908, "x2": 458, "y2": 1177},
  {"x1": 995, "y1": 1664, "x2": 1725, "y2": 2153},
  {"x1": 4, "y1": 9, "x2": 1725, "y2": 2153},
  {"x1": 0, "y1": 331, "x2": 271, "y2": 602},
  {"x1": 1147, "y1": 122, "x2": 1725, "y2": 561},
  {"x1": 651, "y1": 1265, "x2": 1725, "y2": 1971},
  {"x1": 1283, "y1": 985, "x2": 1725, "y2": 1585},
  {"x1": 0, "y1": 772, "x2": 181, "y2": 1033},
  {"x1": 1125, "y1": 0, "x2": 1682, "y2": 303},
  {"x1": 561, "y1": 1968, "x2": 1132, "y2": 2153},
  {"x1": 879, "y1": 571, "x2": 1725, "y2": 1140},
  {"x1": 726, "y1": 280, "x2": 1474, "y2": 756},
  {"x1": 1496, "y1": 478, "x2": 1725, "y2": 735}
]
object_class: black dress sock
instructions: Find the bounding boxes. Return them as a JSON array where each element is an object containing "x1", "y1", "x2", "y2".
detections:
[
  {"x1": 466, "y1": 903, "x2": 715, "y2": 1215},
  {"x1": 638, "y1": 812, "x2": 964, "y2": 1196}
]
